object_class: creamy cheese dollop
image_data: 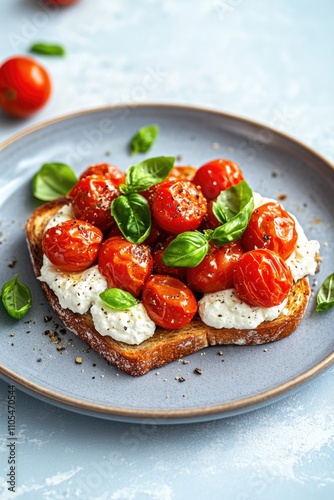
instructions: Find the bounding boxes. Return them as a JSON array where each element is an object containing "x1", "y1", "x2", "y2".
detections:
[
  {"x1": 44, "y1": 204, "x2": 74, "y2": 231},
  {"x1": 91, "y1": 297, "x2": 156, "y2": 344},
  {"x1": 198, "y1": 288, "x2": 288, "y2": 329},
  {"x1": 39, "y1": 256, "x2": 108, "y2": 314}
]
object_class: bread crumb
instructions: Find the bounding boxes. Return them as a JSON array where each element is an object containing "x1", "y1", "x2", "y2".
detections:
[{"x1": 75, "y1": 356, "x2": 83, "y2": 364}]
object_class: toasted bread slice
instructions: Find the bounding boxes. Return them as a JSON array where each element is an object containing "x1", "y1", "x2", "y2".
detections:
[{"x1": 26, "y1": 198, "x2": 311, "y2": 376}]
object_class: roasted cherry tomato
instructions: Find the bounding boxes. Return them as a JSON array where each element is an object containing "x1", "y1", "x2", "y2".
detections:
[
  {"x1": 152, "y1": 180, "x2": 207, "y2": 234},
  {"x1": 79, "y1": 163, "x2": 125, "y2": 188},
  {"x1": 186, "y1": 241, "x2": 243, "y2": 293},
  {"x1": 42, "y1": 220, "x2": 102, "y2": 273},
  {"x1": 241, "y1": 202, "x2": 298, "y2": 260},
  {"x1": 98, "y1": 237, "x2": 153, "y2": 297},
  {"x1": 193, "y1": 158, "x2": 244, "y2": 200},
  {"x1": 168, "y1": 166, "x2": 196, "y2": 182},
  {"x1": 0, "y1": 56, "x2": 51, "y2": 118},
  {"x1": 69, "y1": 176, "x2": 119, "y2": 233},
  {"x1": 233, "y1": 249, "x2": 293, "y2": 308},
  {"x1": 142, "y1": 275, "x2": 197, "y2": 329},
  {"x1": 152, "y1": 237, "x2": 186, "y2": 281}
]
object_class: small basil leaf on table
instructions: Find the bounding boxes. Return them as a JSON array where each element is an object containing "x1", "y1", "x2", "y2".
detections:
[
  {"x1": 130, "y1": 124, "x2": 159, "y2": 154},
  {"x1": 316, "y1": 273, "x2": 334, "y2": 312},
  {"x1": 32, "y1": 163, "x2": 77, "y2": 201},
  {"x1": 125, "y1": 156, "x2": 175, "y2": 193},
  {"x1": 111, "y1": 193, "x2": 151, "y2": 244},
  {"x1": 100, "y1": 288, "x2": 138, "y2": 310},
  {"x1": 30, "y1": 43, "x2": 66, "y2": 56},
  {"x1": 1, "y1": 274, "x2": 32, "y2": 320},
  {"x1": 162, "y1": 232, "x2": 210, "y2": 268}
]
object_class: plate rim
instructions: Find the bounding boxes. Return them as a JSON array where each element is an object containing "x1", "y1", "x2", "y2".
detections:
[{"x1": 1, "y1": 102, "x2": 333, "y2": 422}]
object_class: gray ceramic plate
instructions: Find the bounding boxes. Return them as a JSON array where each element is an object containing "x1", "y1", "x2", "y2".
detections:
[{"x1": 0, "y1": 104, "x2": 333, "y2": 424}]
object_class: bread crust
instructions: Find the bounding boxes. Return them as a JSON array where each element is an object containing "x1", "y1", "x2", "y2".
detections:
[{"x1": 26, "y1": 198, "x2": 311, "y2": 376}]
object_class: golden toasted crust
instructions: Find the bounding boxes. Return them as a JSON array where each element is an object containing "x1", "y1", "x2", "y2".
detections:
[{"x1": 25, "y1": 198, "x2": 311, "y2": 376}]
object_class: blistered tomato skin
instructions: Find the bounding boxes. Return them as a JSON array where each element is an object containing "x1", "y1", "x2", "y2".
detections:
[
  {"x1": 0, "y1": 56, "x2": 51, "y2": 117},
  {"x1": 70, "y1": 176, "x2": 119, "y2": 233},
  {"x1": 142, "y1": 275, "x2": 197, "y2": 329},
  {"x1": 42, "y1": 220, "x2": 103, "y2": 273},
  {"x1": 193, "y1": 159, "x2": 244, "y2": 200},
  {"x1": 79, "y1": 163, "x2": 125, "y2": 188},
  {"x1": 233, "y1": 249, "x2": 293, "y2": 308},
  {"x1": 98, "y1": 237, "x2": 153, "y2": 297},
  {"x1": 152, "y1": 180, "x2": 207, "y2": 234},
  {"x1": 241, "y1": 202, "x2": 298, "y2": 260},
  {"x1": 186, "y1": 241, "x2": 244, "y2": 293}
]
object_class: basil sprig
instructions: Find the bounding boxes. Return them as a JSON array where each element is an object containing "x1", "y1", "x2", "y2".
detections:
[
  {"x1": 163, "y1": 181, "x2": 254, "y2": 268},
  {"x1": 111, "y1": 156, "x2": 174, "y2": 244},
  {"x1": 1, "y1": 275, "x2": 32, "y2": 320},
  {"x1": 130, "y1": 124, "x2": 159, "y2": 155},
  {"x1": 316, "y1": 273, "x2": 334, "y2": 312},
  {"x1": 100, "y1": 288, "x2": 138, "y2": 310},
  {"x1": 33, "y1": 163, "x2": 78, "y2": 201},
  {"x1": 30, "y1": 42, "x2": 66, "y2": 56}
]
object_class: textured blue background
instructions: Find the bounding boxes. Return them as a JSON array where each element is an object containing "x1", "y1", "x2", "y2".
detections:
[{"x1": 0, "y1": 0, "x2": 334, "y2": 498}]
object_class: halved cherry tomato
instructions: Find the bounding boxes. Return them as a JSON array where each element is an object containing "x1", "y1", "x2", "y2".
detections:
[
  {"x1": 98, "y1": 237, "x2": 153, "y2": 297},
  {"x1": 233, "y1": 249, "x2": 293, "y2": 308},
  {"x1": 152, "y1": 180, "x2": 207, "y2": 234},
  {"x1": 42, "y1": 220, "x2": 102, "y2": 272},
  {"x1": 142, "y1": 275, "x2": 197, "y2": 329},
  {"x1": 69, "y1": 176, "x2": 119, "y2": 233},
  {"x1": 186, "y1": 241, "x2": 243, "y2": 293},
  {"x1": 193, "y1": 159, "x2": 244, "y2": 200},
  {"x1": 241, "y1": 202, "x2": 298, "y2": 260},
  {"x1": 168, "y1": 166, "x2": 196, "y2": 182},
  {"x1": 152, "y1": 237, "x2": 186, "y2": 281},
  {"x1": 0, "y1": 56, "x2": 51, "y2": 118},
  {"x1": 79, "y1": 163, "x2": 125, "y2": 188}
]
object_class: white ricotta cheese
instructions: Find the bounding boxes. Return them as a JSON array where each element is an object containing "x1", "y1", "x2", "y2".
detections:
[
  {"x1": 39, "y1": 256, "x2": 108, "y2": 314},
  {"x1": 44, "y1": 204, "x2": 74, "y2": 231},
  {"x1": 198, "y1": 289, "x2": 288, "y2": 329},
  {"x1": 90, "y1": 297, "x2": 156, "y2": 344}
]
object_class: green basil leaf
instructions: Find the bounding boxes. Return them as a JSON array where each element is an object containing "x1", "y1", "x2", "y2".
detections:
[
  {"x1": 33, "y1": 163, "x2": 78, "y2": 201},
  {"x1": 30, "y1": 42, "x2": 66, "y2": 56},
  {"x1": 100, "y1": 288, "x2": 138, "y2": 310},
  {"x1": 111, "y1": 193, "x2": 151, "y2": 244},
  {"x1": 213, "y1": 180, "x2": 253, "y2": 223},
  {"x1": 1, "y1": 274, "x2": 32, "y2": 320},
  {"x1": 130, "y1": 124, "x2": 159, "y2": 154},
  {"x1": 125, "y1": 156, "x2": 175, "y2": 193},
  {"x1": 162, "y1": 232, "x2": 210, "y2": 268},
  {"x1": 211, "y1": 181, "x2": 254, "y2": 245},
  {"x1": 316, "y1": 273, "x2": 334, "y2": 312}
]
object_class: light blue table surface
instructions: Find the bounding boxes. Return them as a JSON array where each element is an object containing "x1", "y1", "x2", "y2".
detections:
[{"x1": 0, "y1": 0, "x2": 333, "y2": 498}]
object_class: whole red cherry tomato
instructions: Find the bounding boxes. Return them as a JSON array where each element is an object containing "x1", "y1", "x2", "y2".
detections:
[
  {"x1": 186, "y1": 241, "x2": 243, "y2": 293},
  {"x1": 193, "y1": 159, "x2": 244, "y2": 200},
  {"x1": 241, "y1": 202, "x2": 298, "y2": 260},
  {"x1": 201, "y1": 199, "x2": 221, "y2": 230},
  {"x1": 98, "y1": 237, "x2": 153, "y2": 297},
  {"x1": 42, "y1": 220, "x2": 102, "y2": 272},
  {"x1": 79, "y1": 163, "x2": 125, "y2": 188},
  {"x1": 69, "y1": 176, "x2": 119, "y2": 233},
  {"x1": 142, "y1": 275, "x2": 197, "y2": 329},
  {"x1": 152, "y1": 180, "x2": 207, "y2": 234},
  {"x1": 0, "y1": 56, "x2": 51, "y2": 118},
  {"x1": 233, "y1": 249, "x2": 293, "y2": 308}
]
